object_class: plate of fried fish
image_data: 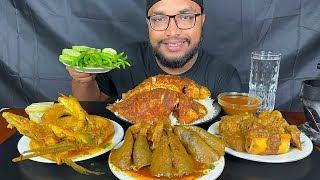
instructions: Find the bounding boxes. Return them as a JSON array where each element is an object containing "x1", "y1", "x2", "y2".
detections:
[
  {"x1": 17, "y1": 119, "x2": 124, "y2": 163},
  {"x1": 107, "y1": 74, "x2": 220, "y2": 125},
  {"x1": 3, "y1": 95, "x2": 124, "y2": 175}
]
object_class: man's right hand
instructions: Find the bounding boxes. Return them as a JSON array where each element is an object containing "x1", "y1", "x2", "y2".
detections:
[
  {"x1": 66, "y1": 66, "x2": 110, "y2": 102},
  {"x1": 66, "y1": 66, "x2": 96, "y2": 84}
]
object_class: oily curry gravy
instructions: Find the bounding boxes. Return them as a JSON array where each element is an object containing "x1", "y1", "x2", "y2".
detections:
[{"x1": 219, "y1": 95, "x2": 261, "y2": 115}]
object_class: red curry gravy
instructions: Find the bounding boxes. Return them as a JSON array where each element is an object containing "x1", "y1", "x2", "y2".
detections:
[
  {"x1": 29, "y1": 132, "x2": 115, "y2": 160},
  {"x1": 119, "y1": 161, "x2": 210, "y2": 180}
]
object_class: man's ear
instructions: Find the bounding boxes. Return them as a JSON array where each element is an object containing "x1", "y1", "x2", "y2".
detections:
[
  {"x1": 201, "y1": 13, "x2": 206, "y2": 25},
  {"x1": 146, "y1": 18, "x2": 151, "y2": 30}
]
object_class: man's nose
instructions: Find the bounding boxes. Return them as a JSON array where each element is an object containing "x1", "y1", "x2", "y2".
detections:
[{"x1": 165, "y1": 18, "x2": 182, "y2": 36}]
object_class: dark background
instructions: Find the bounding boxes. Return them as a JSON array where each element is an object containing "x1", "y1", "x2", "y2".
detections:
[{"x1": 1, "y1": 0, "x2": 319, "y2": 111}]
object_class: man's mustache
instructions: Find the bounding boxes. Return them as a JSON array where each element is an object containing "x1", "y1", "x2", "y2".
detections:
[{"x1": 158, "y1": 38, "x2": 191, "y2": 44}]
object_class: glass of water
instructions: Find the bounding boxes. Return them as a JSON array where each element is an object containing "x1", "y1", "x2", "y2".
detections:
[{"x1": 248, "y1": 51, "x2": 281, "y2": 113}]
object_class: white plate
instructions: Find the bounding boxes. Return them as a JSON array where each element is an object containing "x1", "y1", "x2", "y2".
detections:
[
  {"x1": 108, "y1": 141, "x2": 225, "y2": 180},
  {"x1": 0, "y1": 108, "x2": 9, "y2": 112},
  {"x1": 114, "y1": 101, "x2": 221, "y2": 126},
  {"x1": 17, "y1": 120, "x2": 124, "y2": 163},
  {"x1": 208, "y1": 121, "x2": 314, "y2": 163},
  {"x1": 62, "y1": 62, "x2": 113, "y2": 73}
]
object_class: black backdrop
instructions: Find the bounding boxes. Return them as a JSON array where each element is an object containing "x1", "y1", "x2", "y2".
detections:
[{"x1": 1, "y1": 0, "x2": 320, "y2": 111}]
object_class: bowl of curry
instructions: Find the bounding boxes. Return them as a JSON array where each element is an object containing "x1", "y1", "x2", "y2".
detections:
[{"x1": 217, "y1": 92, "x2": 262, "y2": 115}]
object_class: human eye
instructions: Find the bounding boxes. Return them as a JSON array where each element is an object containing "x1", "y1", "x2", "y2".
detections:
[
  {"x1": 151, "y1": 15, "x2": 167, "y2": 22},
  {"x1": 179, "y1": 14, "x2": 194, "y2": 20}
]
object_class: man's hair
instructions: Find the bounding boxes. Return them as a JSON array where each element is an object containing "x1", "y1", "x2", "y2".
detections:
[{"x1": 145, "y1": 0, "x2": 204, "y2": 15}]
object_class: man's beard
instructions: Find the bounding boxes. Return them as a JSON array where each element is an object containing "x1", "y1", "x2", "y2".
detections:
[{"x1": 150, "y1": 34, "x2": 203, "y2": 69}]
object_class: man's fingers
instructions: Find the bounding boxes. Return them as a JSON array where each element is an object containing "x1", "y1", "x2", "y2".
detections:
[
  {"x1": 66, "y1": 66, "x2": 92, "y2": 78},
  {"x1": 66, "y1": 66, "x2": 96, "y2": 83}
]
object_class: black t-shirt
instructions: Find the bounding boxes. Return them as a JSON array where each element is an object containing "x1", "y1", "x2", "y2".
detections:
[{"x1": 96, "y1": 42, "x2": 242, "y2": 102}]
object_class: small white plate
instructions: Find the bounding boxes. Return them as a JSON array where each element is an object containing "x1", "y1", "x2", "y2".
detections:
[
  {"x1": 17, "y1": 120, "x2": 124, "y2": 163},
  {"x1": 108, "y1": 141, "x2": 225, "y2": 180},
  {"x1": 62, "y1": 62, "x2": 113, "y2": 73},
  {"x1": 208, "y1": 121, "x2": 314, "y2": 163}
]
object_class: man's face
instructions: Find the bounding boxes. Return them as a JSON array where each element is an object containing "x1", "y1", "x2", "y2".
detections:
[{"x1": 147, "y1": 0, "x2": 205, "y2": 69}]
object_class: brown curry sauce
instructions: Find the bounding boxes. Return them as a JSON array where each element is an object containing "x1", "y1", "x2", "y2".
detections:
[
  {"x1": 29, "y1": 131, "x2": 115, "y2": 160},
  {"x1": 218, "y1": 95, "x2": 261, "y2": 115}
]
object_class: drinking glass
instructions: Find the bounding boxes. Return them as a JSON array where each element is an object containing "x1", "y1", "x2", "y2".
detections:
[{"x1": 248, "y1": 51, "x2": 281, "y2": 113}]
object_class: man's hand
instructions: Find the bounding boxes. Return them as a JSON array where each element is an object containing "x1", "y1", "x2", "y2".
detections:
[
  {"x1": 66, "y1": 66, "x2": 96, "y2": 84},
  {"x1": 66, "y1": 66, "x2": 110, "y2": 102}
]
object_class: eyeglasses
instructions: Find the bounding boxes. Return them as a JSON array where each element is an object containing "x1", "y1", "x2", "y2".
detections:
[{"x1": 147, "y1": 13, "x2": 201, "y2": 31}]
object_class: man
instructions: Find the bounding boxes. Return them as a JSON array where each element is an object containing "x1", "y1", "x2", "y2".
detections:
[{"x1": 67, "y1": 0, "x2": 242, "y2": 102}]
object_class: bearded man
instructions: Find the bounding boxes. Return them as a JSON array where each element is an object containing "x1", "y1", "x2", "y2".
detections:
[{"x1": 67, "y1": 0, "x2": 242, "y2": 102}]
